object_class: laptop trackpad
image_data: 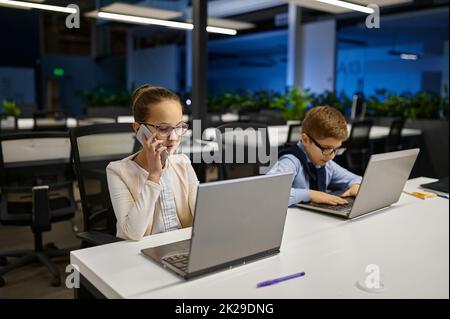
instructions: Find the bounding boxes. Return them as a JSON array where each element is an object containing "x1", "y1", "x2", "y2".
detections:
[{"x1": 142, "y1": 239, "x2": 190, "y2": 261}]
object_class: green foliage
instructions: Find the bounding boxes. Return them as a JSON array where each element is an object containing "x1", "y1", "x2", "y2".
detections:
[
  {"x1": 208, "y1": 90, "x2": 279, "y2": 114},
  {"x1": 208, "y1": 92, "x2": 241, "y2": 113},
  {"x1": 311, "y1": 90, "x2": 351, "y2": 113},
  {"x1": 2, "y1": 100, "x2": 21, "y2": 117},
  {"x1": 206, "y1": 87, "x2": 448, "y2": 121},
  {"x1": 80, "y1": 87, "x2": 131, "y2": 107},
  {"x1": 270, "y1": 87, "x2": 313, "y2": 120},
  {"x1": 366, "y1": 90, "x2": 449, "y2": 120}
]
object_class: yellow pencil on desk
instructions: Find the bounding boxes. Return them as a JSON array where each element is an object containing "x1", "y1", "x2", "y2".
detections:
[{"x1": 403, "y1": 191, "x2": 437, "y2": 200}]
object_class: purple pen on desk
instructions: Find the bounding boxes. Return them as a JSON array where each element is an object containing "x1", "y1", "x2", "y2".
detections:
[{"x1": 257, "y1": 272, "x2": 305, "y2": 288}]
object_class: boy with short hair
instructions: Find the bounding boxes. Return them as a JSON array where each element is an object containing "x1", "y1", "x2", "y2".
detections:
[{"x1": 268, "y1": 106, "x2": 362, "y2": 206}]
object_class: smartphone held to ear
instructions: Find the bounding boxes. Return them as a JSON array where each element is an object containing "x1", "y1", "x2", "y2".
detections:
[
  {"x1": 136, "y1": 124, "x2": 168, "y2": 168},
  {"x1": 136, "y1": 124, "x2": 152, "y2": 146}
]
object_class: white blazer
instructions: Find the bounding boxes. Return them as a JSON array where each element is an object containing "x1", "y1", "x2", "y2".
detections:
[{"x1": 106, "y1": 152, "x2": 199, "y2": 240}]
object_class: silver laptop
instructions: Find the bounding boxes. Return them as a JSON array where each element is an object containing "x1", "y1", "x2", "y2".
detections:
[
  {"x1": 141, "y1": 173, "x2": 292, "y2": 279},
  {"x1": 296, "y1": 148, "x2": 420, "y2": 219}
]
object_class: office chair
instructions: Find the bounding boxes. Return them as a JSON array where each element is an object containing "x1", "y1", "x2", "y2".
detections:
[
  {"x1": 385, "y1": 118, "x2": 405, "y2": 152},
  {"x1": 76, "y1": 116, "x2": 116, "y2": 127},
  {"x1": 238, "y1": 110, "x2": 251, "y2": 123},
  {"x1": 207, "y1": 113, "x2": 223, "y2": 127},
  {"x1": 216, "y1": 122, "x2": 271, "y2": 180},
  {"x1": 0, "y1": 113, "x2": 18, "y2": 131},
  {"x1": 344, "y1": 120, "x2": 373, "y2": 175},
  {"x1": 33, "y1": 111, "x2": 68, "y2": 131},
  {"x1": 350, "y1": 93, "x2": 367, "y2": 121},
  {"x1": 286, "y1": 123, "x2": 302, "y2": 144},
  {"x1": 254, "y1": 109, "x2": 286, "y2": 126},
  {"x1": 70, "y1": 123, "x2": 136, "y2": 247},
  {"x1": 0, "y1": 132, "x2": 77, "y2": 287}
]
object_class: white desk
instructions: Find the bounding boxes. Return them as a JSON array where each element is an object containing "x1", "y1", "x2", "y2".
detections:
[
  {"x1": 70, "y1": 177, "x2": 448, "y2": 299},
  {"x1": 201, "y1": 125, "x2": 422, "y2": 147},
  {"x1": 16, "y1": 118, "x2": 77, "y2": 130}
]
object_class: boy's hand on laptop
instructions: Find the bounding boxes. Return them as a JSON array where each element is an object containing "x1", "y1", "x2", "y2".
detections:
[
  {"x1": 341, "y1": 184, "x2": 360, "y2": 198},
  {"x1": 309, "y1": 190, "x2": 348, "y2": 206}
]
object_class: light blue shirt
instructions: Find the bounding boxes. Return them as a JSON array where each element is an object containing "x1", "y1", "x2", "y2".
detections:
[{"x1": 267, "y1": 142, "x2": 362, "y2": 206}]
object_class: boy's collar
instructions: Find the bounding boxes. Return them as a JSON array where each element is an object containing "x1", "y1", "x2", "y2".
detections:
[{"x1": 297, "y1": 141, "x2": 324, "y2": 169}]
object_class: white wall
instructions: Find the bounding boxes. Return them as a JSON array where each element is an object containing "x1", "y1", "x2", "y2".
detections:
[
  {"x1": 127, "y1": 45, "x2": 179, "y2": 92},
  {"x1": 301, "y1": 19, "x2": 336, "y2": 93}
]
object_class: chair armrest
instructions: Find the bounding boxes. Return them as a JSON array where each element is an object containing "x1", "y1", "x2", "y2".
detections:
[
  {"x1": 83, "y1": 168, "x2": 107, "y2": 179},
  {"x1": 32, "y1": 186, "x2": 51, "y2": 232},
  {"x1": 76, "y1": 231, "x2": 123, "y2": 246},
  {"x1": 4, "y1": 181, "x2": 73, "y2": 194}
]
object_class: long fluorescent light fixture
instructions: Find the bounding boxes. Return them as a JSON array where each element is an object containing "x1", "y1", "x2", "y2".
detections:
[
  {"x1": 97, "y1": 12, "x2": 192, "y2": 30},
  {"x1": 314, "y1": 0, "x2": 375, "y2": 14},
  {"x1": 0, "y1": 0, "x2": 77, "y2": 13},
  {"x1": 206, "y1": 26, "x2": 238, "y2": 35},
  {"x1": 96, "y1": 12, "x2": 237, "y2": 35}
]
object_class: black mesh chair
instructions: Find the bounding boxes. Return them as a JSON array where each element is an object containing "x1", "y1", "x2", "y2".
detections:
[
  {"x1": 70, "y1": 123, "x2": 136, "y2": 247},
  {"x1": 286, "y1": 123, "x2": 302, "y2": 144},
  {"x1": 385, "y1": 118, "x2": 405, "y2": 152},
  {"x1": 207, "y1": 113, "x2": 223, "y2": 127},
  {"x1": 238, "y1": 111, "x2": 251, "y2": 123},
  {"x1": 344, "y1": 120, "x2": 373, "y2": 175},
  {"x1": 76, "y1": 116, "x2": 116, "y2": 127},
  {"x1": 0, "y1": 132, "x2": 77, "y2": 287},
  {"x1": 0, "y1": 113, "x2": 18, "y2": 131},
  {"x1": 350, "y1": 93, "x2": 366, "y2": 121},
  {"x1": 33, "y1": 111, "x2": 68, "y2": 131},
  {"x1": 216, "y1": 123, "x2": 271, "y2": 180},
  {"x1": 254, "y1": 109, "x2": 286, "y2": 126}
]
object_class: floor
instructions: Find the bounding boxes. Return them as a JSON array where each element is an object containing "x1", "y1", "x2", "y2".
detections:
[
  {"x1": 0, "y1": 165, "x2": 219, "y2": 299},
  {"x1": 0, "y1": 208, "x2": 83, "y2": 299}
]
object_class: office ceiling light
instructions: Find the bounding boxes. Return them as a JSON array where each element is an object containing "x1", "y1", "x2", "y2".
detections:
[
  {"x1": 288, "y1": 0, "x2": 413, "y2": 14},
  {"x1": 97, "y1": 12, "x2": 193, "y2": 30},
  {"x1": 97, "y1": 2, "x2": 183, "y2": 20},
  {"x1": 388, "y1": 50, "x2": 420, "y2": 60},
  {"x1": 91, "y1": 11, "x2": 238, "y2": 35},
  {"x1": 400, "y1": 53, "x2": 418, "y2": 60},
  {"x1": 187, "y1": 17, "x2": 255, "y2": 31},
  {"x1": 0, "y1": 0, "x2": 77, "y2": 13},
  {"x1": 314, "y1": 0, "x2": 374, "y2": 14},
  {"x1": 86, "y1": 3, "x2": 245, "y2": 34},
  {"x1": 206, "y1": 26, "x2": 237, "y2": 35},
  {"x1": 0, "y1": 0, "x2": 44, "y2": 9},
  {"x1": 351, "y1": 0, "x2": 413, "y2": 6}
]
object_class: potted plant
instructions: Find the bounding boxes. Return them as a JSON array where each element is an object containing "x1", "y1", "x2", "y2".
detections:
[
  {"x1": 80, "y1": 87, "x2": 132, "y2": 117},
  {"x1": 311, "y1": 90, "x2": 351, "y2": 115},
  {"x1": 2, "y1": 99, "x2": 21, "y2": 117},
  {"x1": 364, "y1": 88, "x2": 448, "y2": 178},
  {"x1": 270, "y1": 87, "x2": 312, "y2": 121}
]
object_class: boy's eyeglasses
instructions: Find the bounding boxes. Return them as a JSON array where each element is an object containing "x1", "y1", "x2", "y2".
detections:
[
  {"x1": 139, "y1": 122, "x2": 189, "y2": 137},
  {"x1": 307, "y1": 134, "x2": 346, "y2": 156}
]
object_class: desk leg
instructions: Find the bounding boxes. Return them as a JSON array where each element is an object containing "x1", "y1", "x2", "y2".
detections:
[
  {"x1": 191, "y1": 162, "x2": 207, "y2": 183},
  {"x1": 74, "y1": 274, "x2": 106, "y2": 299}
]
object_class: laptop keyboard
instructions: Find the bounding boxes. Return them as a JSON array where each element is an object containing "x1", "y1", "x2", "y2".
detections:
[
  {"x1": 308, "y1": 197, "x2": 355, "y2": 211},
  {"x1": 162, "y1": 254, "x2": 189, "y2": 273}
]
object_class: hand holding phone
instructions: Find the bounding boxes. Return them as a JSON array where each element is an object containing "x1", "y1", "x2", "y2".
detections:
[
  {"x1": 136, "y1": 124, "x2": 152, "y2": 146},
  {"x1": 136, "y1": 124, "x2": 168, "y2": 181}
]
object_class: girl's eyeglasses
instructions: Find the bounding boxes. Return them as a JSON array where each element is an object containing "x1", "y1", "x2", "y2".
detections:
[{"x1": 138, "y1": 122, "x2": 189, "y2": 137}]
